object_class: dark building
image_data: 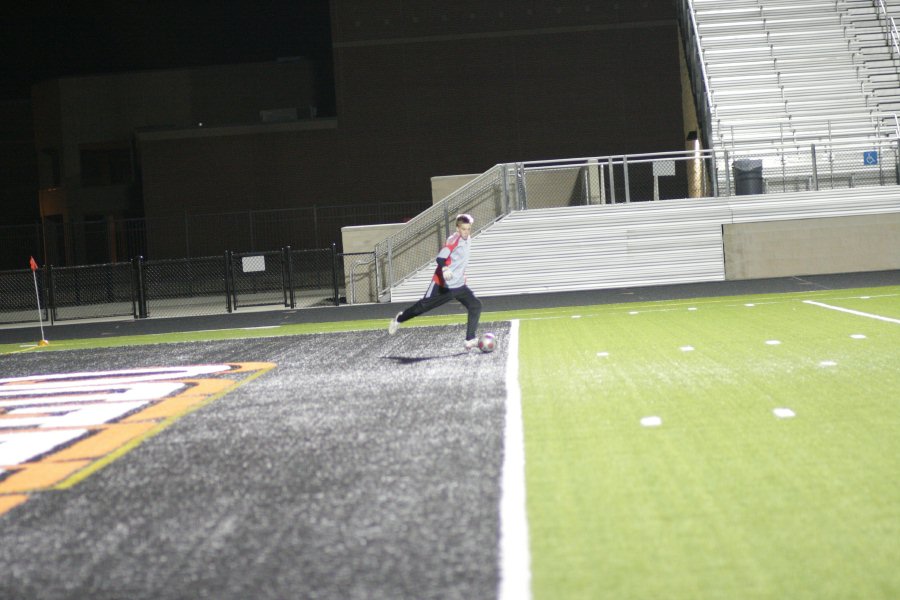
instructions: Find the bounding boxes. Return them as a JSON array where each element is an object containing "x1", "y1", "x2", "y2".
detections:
[{"x1": 28, "y1": 0, "x2": 689, "y2": 264}]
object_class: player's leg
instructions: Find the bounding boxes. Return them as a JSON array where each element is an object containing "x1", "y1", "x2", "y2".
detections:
[
  {"x1": 454, "y1": 286, "x2": 482, "y2": 346},
  {"x1": 389, "y1": 282, "x2": 452, "y2": 333}
]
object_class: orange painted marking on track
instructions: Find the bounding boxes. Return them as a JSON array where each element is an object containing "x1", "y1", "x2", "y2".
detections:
[
  {"x1": 120, "y1": 379, "x2": 234, "y2": 422},
  {"x1": 0, "y1": 362, "x2": 276, "y2": 517},
  {"x1": 50, "y1": 422, "x2": 159, "y2": 461},
  {"x1": 0, "y1": 460, "x2": 92, "y2": 493},
  {"x1": 0, "y1": 494, "x2": 28, "y2": 514}
]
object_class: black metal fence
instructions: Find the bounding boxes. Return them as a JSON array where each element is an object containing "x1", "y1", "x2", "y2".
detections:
[{"x1": 0, "y1": 246, "x2": 370, "y2": 326}]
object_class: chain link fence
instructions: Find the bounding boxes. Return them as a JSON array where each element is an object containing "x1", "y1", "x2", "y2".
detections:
[
  {"x1": 0, "y1": 268, "x2": 49, "y2": 325},
  {"x1": 49, "y1": 263, "x2": 136, "y2": 322},
  {"x1": 142, "y1": 256, "x2": 229, "y2": 319},
  {"x1": 290, "y1": 248, "x2": 341, "y2": 308},
  {"x1": 229, "y1": 250, "x2": 289, "y2": 311},
  {"x1": 0, "y1": 246, "x2": 357, "y2": 326}
]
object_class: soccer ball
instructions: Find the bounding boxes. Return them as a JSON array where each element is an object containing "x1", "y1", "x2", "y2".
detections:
[{"x1": 478, "y1": 332, "x2": 496, "y2": 353}]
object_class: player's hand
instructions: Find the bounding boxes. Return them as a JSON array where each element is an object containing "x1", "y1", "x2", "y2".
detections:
[{"x1": 442, "y1": 267, "x2": 454, "y2": 282}]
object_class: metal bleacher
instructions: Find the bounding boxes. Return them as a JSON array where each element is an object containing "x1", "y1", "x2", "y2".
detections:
[
  {"x1": 690, "y1": 0, "x2": 900, "y2": 151},
  {"x1": 388, "y1": 186, "x2": 900, "y2": 301}
]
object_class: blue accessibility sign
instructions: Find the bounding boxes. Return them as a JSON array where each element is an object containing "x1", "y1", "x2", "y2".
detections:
[{"x1": 864, "y1": 150, "x2": 878, "y2": 166}]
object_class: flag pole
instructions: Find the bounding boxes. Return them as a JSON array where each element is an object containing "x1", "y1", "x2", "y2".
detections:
[{"x1": 29, "y1": 256, "x2": 49, "y2": 346}]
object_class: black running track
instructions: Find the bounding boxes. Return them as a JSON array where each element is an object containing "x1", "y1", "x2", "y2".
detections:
[
  {"x1": 0, "y1": 272, "x2": 897, "y2": 600},
  {"x1": 1, "y1": 325, "x2": 510, "y2": 600}
]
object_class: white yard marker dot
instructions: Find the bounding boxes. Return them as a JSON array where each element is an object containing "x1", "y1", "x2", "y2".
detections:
[
  {"x1": 680, "y1": 345, "x2": 695, "y2": 352},
  {"x1": 596, "y1": 351, "x2": 609, "y2": 357},
  {"x1": 860, "y1": 296, "x2": 871, "y2": 299},
  {"x1": 640, "y1": 416, "x2": 662, "y2": 427},
  {"x1": 773, "y1": 408, "x2": 795, "y2": 419},
  {"x1": 765, "y1": 340, "x2": 781, "y2": 346},
  {"x1": 571, "y1": 315, "x2": 581, "y2": 319},
  {"x1": 688, "y1": 307, "x2": 698, "y2": 311},
  {"x1": 820, "y1": 360, "x2": 837, "y2": 367},
  {"x1": 629, "y1": 311, "x2": 639, "y2": 315},
  {"x1": 745, "y1": 303, "x2": 756, "y2": 307},
  {"x1": 850, "y1": 334, "x2": 867, "y2": 339}
]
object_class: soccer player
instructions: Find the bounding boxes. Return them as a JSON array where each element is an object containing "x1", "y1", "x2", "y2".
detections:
[{"x1": 388, "y1": 213, "x2": 483, "y2": 349}]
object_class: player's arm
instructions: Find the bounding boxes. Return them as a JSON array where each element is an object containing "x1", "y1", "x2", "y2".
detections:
[{"x1": 436, "y1": 251, "x2": 453, "y2": 281}]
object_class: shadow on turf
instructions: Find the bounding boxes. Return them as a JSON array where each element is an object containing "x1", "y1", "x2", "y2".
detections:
[{"x1": 382, "y1": 352, "x2": 469, "y2": 364}]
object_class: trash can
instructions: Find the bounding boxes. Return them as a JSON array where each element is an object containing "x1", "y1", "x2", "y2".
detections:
[{"x1": 733, "y1": 159, "x2": 763, "y2": 195}]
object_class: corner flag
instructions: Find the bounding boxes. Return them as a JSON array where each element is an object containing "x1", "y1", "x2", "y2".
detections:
[{"x1": 29, "y1": 257, "x2": 49, "y2": 346}]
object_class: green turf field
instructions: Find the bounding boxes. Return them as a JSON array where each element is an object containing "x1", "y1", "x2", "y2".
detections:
[
  {"x1": 519, "y1": 287, "x2": 900, "y2": 599},
  {"x1": 2, "y1": 285, "x2": 898, "y2": 599}
]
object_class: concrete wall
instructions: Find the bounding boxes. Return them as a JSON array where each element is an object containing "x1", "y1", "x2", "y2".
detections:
[
  {"x1": 724, "y1": 213, "x2": 900, "y2": 279},
  {"x1": 340, "y1": 223, "x2": 406, "y2": 303},
  {"x1": 431, "y1": 174, "x2": 479, "y2": 205}
]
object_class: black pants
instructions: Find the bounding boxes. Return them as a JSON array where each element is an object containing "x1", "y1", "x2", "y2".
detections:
[{"x1": 398, "y1": 283, "x2": 482, "y2": 340}]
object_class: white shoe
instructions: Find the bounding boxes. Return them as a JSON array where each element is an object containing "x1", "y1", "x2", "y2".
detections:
[
  {"x1": 388, "y1": 312, "x2": 402, "y2": 335},
  {"x1": 464, "y1": 338, "x2": 478, "y2": 351}
]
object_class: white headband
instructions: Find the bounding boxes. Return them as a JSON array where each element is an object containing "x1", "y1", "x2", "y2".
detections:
[{"x1": 456, "y1": 213, "x2": 474, "y2": 224}]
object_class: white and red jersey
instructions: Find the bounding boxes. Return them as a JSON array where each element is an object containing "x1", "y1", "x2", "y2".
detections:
[{"x1": 432, "y1": 232, "x2": 470, "y2": 288}]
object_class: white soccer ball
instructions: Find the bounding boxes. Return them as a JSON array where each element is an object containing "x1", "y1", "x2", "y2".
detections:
[{"x1": 478, "y1": 332, "x2": 496, "y2": 353}]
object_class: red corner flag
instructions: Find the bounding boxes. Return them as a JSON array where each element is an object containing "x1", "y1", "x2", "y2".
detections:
[{"x1": 29, "y1": 256, "x2": 38, "y2": 271}]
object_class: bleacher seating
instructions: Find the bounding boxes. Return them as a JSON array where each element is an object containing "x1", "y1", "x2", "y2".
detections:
[{"x1": 690, "y1": 0, "x2": 900, "y2": 151}]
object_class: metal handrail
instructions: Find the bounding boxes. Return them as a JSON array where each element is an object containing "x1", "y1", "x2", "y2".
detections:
[{"x1": 877, "y1": 0, "x2": 900, "y2": 58}]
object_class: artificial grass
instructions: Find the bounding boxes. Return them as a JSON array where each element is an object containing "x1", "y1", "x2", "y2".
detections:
[
  {"x1": 2, "y1": 285, "x2": 898, "y2": 598},
  {"x1": 519, "y1": 289, "x2": 900, "y2": 599}
]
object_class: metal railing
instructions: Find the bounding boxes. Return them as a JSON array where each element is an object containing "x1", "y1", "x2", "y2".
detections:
[
  {"x1": 370, "y1": 138, "x2": 900, "y2": 301},
  {"x1": 877, "y1": 0, "x2": 900, "y2": 58}
]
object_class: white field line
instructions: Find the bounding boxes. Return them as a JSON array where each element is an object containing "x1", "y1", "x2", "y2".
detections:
[
  {"x1": 803, "y1": 300, "x2": 900, "y2": 324},
  {"x1": 498, "y1": 319, "x2": 532, "y2": 600}
]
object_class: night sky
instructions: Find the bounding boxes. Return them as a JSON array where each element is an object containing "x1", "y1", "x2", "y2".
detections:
[{"x1": 0, "y1": 1, "x2": 333, "y2": 102}]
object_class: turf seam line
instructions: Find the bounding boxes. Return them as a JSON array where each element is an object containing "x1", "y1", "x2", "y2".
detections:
[
  {"x1": 802, "y1": 300, "x2": 900, "y2": 324},
  {"x1": 498, "y1": 319, "x2": 532, "y2": 600}
]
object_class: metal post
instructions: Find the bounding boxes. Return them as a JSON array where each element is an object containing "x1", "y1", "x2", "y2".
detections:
[
  {"x1": 133, "y1": 255, "x2": 148, "y2": 319},
  {"x1": 896, "y1": 139, "x2": 900, "y2": 184},
  {"x1": 811, "y1": 144, "x2": 819, "y2": 191},
  {"x1": 224, "y1": 250, "x2": 233, "y2": 313},
  {"x1": 623, "y1": 155, "x2": 631, "y2": 203},
  {"x1": 443, "y1": 202, "x2": 450, "y2": 240},
  {"x1": 284, "y1": 246, "x2": 295, "y2": 309},
  {"x1": 724, "y1": 150, "x2": 732, "y2": 196},
  {"x1": 331, "y1": 243, "x2": 340, "y2": 307},
  {"x1": 607, "y1": 156, "x2": 616, "y2": 203},
  {"x1": 386, "y1": 237, "x2": 394, "y2": 296},
  {"x1": 515, "y1": 162, "x2": 527, "y2": 210},
  {"x1": 501, "y1": 163, "x2": 511, "y2": 214}
]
